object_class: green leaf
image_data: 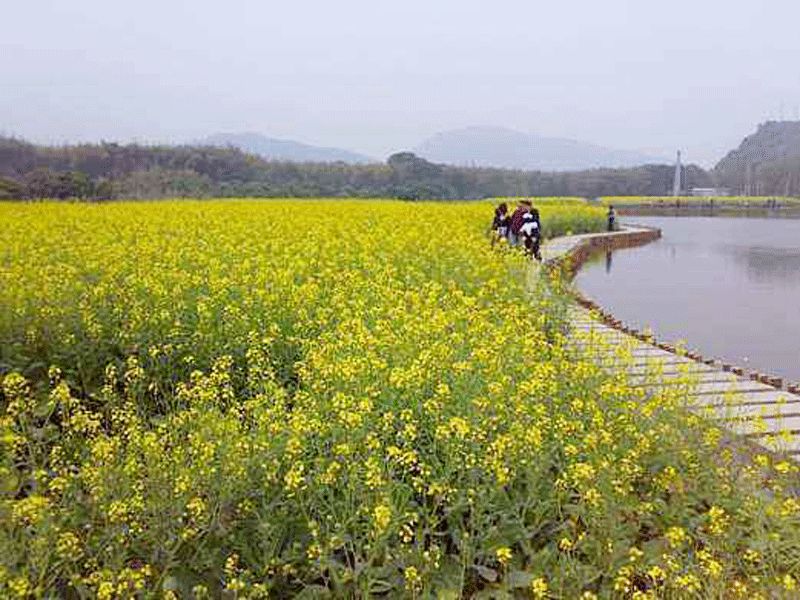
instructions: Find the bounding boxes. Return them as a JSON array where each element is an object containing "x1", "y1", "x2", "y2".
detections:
[
  {"x1": 473, "y1": 565, "x2": 498, "y2": 582},
  {"x1": 368, "y1": 579, "x2": 395, "y2": 594},
  {"x1": 506, "y1": 570, "x2": 535, "y2": 589},
  {"x1": 295, "y1": 585, "x2": 332, "y2": 598},
  {"x1": 471, "y1": 587, "x2": 511, "y2": 600},
  {"x1": 162, "y1": 576, "x2": 180, "y2": 592},
  {"x1": 1, "y1": 472, "x2": 19, "y2": 495}
]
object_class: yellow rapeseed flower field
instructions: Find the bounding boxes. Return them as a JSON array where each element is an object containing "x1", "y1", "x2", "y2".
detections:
[{"x1": 0, "y1": 199, "x2": 798, "y2": 597}]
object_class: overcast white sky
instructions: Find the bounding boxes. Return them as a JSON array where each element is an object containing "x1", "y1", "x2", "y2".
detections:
[{"x1": 2, "y1": 0, "x2": 799, "y2": 166}]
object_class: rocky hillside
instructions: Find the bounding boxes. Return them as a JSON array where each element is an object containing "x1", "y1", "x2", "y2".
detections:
[{"x1": 714, "y1": 121, "x2": 800, "y2": 194}]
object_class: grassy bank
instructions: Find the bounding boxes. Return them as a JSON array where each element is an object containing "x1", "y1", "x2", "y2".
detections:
[{"x1": 1, "y1": 200, "x2": 798, "y2": 598}]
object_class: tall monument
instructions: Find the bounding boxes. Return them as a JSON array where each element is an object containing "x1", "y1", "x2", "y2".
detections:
[{"x1": 672, "y1": 150, "x2": 682, "y2": 197}]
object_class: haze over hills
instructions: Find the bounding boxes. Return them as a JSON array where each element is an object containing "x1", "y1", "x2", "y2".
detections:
[
  {"x1": 3, "y1": 120, "x2": 799, "y2": 199},
  {"x1": 199, "y1": 132, "x2": 376, "y2": 164},
  {"x1": 200, "y1": 127, "x2": 667, "y2": 170},
  {"x1": 413, "y1": 126, "x2": 667, "y2": 171},
  {"x1": 0, "y1": 133, "x2": 711, "y2": 201}
]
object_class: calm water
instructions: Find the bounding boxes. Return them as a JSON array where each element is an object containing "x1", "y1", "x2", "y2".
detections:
[{"x1": 575, "y1": 216, "x2": 800, "y2": 383}]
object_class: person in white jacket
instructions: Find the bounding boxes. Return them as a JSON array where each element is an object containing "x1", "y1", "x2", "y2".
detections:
[{"x1": 519, "y1": 212, "x2": 542, "y2": 261}]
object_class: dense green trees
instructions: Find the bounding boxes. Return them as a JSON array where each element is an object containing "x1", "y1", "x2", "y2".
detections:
[
  {"x1": 715, "y1": 155, "x2": 800, "y2": 196},
  {"x1": 21, "y1": 169, "x2": 93, "y2": 200},
  {"x1": 0, "y1": 136, "x2": 740, "y2": 201},
  {"x1": 0, "y1": 176, "x2": 24, "y2": 199}
]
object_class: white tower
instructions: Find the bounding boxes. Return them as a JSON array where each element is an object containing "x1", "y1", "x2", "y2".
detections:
[{"x1": 673, "y1": 150, "x2": 682, "y2": 197}]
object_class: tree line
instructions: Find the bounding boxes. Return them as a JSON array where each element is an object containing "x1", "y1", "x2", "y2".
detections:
[
  {"x1": 0, "y1": 135, "x2": 769, "y2": 201},
  {"x1": 713, "y1": 155, "x2": 800, "y2": 196}
]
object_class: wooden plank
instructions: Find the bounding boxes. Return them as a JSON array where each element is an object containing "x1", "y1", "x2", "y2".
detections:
[
  {"x1": 689, "y1": 390, "x2": 799, "y2": 408},
  {"x1": 571, "y1": 346, "x2": 675, "y2": 358},
  {"x1": 571, "y1": 341, "x2": 668, "y2": 352},
  {"x1": 570, "y1": 339, "x2": 646, "y2": 345},
  {"x1": 627, "y1": 371, "x2": 738, "y2": 386},
  {"x1": 622, "y1": 348, "x2": 678, "y2": 357},
  {"x1": 708, "y1": 402, "x2": 800, "y2": 421},
  {"x1": 690, "y1": 380, "x2": 779, "y2": 395},
  {"x1": 730, "y1": 415, "x2": 800, "y2": 436},
  {"x1": 593, "y1": 356, "x2": 697, "y2": 367},
  {"x1": 623, "y1": 363, "x2": 719, "y2": 376}
]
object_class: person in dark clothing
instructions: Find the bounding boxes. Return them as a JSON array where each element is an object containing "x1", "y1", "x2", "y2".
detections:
[
  {"x1": 519, "y1": 211, "x2": 542, "y2": 261},
  {"x1": 490, "y1": 202, "x2": 510, "y2": 246},
  {"x1": 529, "y1": 206, "x2": 541, "y2": 230},
  {"x1": 607, "y1": 205, "x2": 617, "y2": 232}
]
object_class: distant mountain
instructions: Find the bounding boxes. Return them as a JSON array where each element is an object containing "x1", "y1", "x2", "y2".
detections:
[
  {"x1": 199, "y1": 132, "x2": 375, "y2": 164},
  {"x1": 714, "y1": 121, "x2": 800, "y2": 195},
  {"x1": 715, "y1": 121, "x2": 800, "y2": 171},
  {"x1": 413, "y1": 126, "x2": 665, "y2": 171}
]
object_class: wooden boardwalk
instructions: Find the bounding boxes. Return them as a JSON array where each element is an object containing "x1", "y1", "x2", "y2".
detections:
[{"x1": 542, "y1": 227, "x2": 800, "y2": 460}]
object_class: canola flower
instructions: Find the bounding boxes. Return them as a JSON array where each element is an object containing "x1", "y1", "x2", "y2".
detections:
[{"x1": 0, "y1": 199, "x2": 798, "y2": 597}]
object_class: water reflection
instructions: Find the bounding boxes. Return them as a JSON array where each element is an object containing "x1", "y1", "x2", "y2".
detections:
[
  {"x1": 721, "y1": 245, "x2": 800, "y2": 284},
  {"x1": 577, "y1": 216, "x2": 800, "y2": 382}
]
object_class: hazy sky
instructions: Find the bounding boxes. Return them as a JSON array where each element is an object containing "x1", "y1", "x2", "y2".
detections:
[{"x1": 2, "y1": 0, "x2": 799, "y2": 166}]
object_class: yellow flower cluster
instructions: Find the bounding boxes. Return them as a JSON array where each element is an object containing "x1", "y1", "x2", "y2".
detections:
[{"x1": 0, "y1": 199, "x2": 798, "y2": 597}]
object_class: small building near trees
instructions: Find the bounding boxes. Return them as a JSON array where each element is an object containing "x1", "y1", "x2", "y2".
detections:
[{"x1": 689, "y1": 187, "x2": 730, "y2": 197}]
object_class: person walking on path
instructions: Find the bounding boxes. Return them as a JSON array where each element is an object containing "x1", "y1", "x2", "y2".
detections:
[
  {"x1": 519, "y1": 211, "x2": 542, "y2": 261},
  {"x1": 490, "y1": 202, "x2": 510, "y2": 247},
  {"x1": 607, "y1": 205, "x2": 617, "y2": 232},
  {"x1": 529, "y1": 204, "x2": 541, "y2": 231},
  {"x1": 509, "y1": 199, "x2": 531, "y2": 247}
]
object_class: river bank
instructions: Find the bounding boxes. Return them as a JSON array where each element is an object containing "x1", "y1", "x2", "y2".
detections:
[
  {"x1": 619, "y1": 206, "x2": 800, "y2": 218},
  {"x1": 576, "y1": 216, "x2": 800, "y2": 384},
  {"x1": 543, "y1": 224, "x2": 800, "y2": 459}
]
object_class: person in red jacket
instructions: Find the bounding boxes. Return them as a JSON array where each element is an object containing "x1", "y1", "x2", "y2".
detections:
[{"x1": 508, "y1": 199, "x2": 531, "y2": 247}]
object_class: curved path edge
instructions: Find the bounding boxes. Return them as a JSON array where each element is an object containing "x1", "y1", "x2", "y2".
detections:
[
  {"x1": 541, "y1": 224, "x2": 662, "y2": 272},
  {"x1": 541, "y1": 225, "x2": 800, "y2": 461}
]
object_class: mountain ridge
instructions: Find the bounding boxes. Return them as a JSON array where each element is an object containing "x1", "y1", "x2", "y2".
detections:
[
  {"x1": 199, "y1": 132, "x2": 376, "y2": 164},
  {"x1": 413, "y1": 126, "x2": 666, "y2": 171}
]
